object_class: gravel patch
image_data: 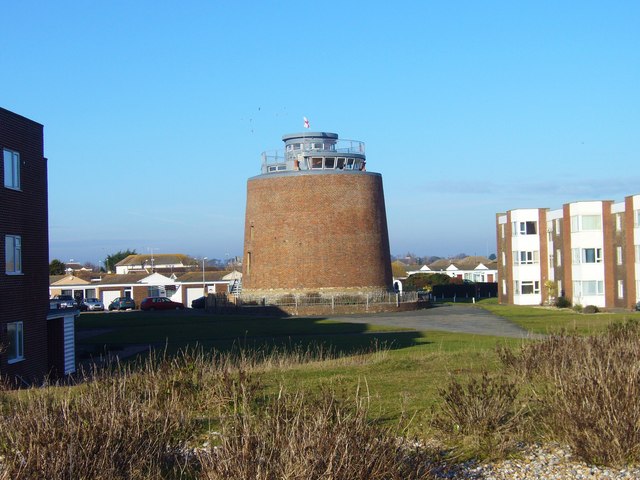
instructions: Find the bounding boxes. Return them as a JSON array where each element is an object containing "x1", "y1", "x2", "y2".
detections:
[{"x1": 430, "y1": 444, "x2": 640, "y2": 479}]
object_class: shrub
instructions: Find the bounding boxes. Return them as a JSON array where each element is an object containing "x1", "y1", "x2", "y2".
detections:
[
  {"x1": 554, "y1": 296, "x2": 571, "y2": 308},
  {"x1": 583, "y1": 305, "x2": 599, "y2": 314},
  {"x1": 572, "y1": 303, "x2": 583, "y2": 313},
  {"x1": 500, "y1": 320, "x2": 640, "y2": 466},
  {"x1": 431, "y1": 371, "x2": 527, "y2": 459},
  {"x1": 0, "y1": 350, "x2": 239, "y2": 479},
  {"x1": 198, "y1": 387, "x2": 434, "y2": 480}
]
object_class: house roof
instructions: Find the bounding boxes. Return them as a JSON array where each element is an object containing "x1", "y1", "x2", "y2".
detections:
[
  {"x1": 175, "y1": 271, "x2": 231, "y2": 282},
  {"x1": 97, "y1": 273, "x2": 150, "y2": 285},
  {"x1": 427, "y1": 256, "x2": 496, "y2": 272},
  {"x1": 50, "y1": 274, "x2": 91, "y2": 286},
  {"x1": 115, "y1": 254, "x2": 196, "y2": 267}
]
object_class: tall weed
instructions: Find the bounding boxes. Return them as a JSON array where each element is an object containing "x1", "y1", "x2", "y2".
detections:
[
  {"x1": 198, "y1": 384, "x2": 433, "y2": 480},
  {"x1": 499, "y1": 319, "x2": 640, "y2": 466}
]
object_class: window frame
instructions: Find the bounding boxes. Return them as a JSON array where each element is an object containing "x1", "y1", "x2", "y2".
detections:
[
  {"x1": 5, "y1": 234, "x2": 22, "y2": 274},
  {"x1": 571, "y1": 214, "x2": 602, "y2": 232},
  {"x1": 3, "y1": 148, "x2": 21, "y2": 190},
  {"x1": 6, "y1": 321, "x2": 24, "y2": 364}
]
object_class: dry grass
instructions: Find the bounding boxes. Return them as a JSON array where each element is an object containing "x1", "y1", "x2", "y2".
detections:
[
  {"x1": 0, "y1": 345, "x2": 435, "y2": 480},
  {"x1": 197, "y1": 383, "x2": 433, "y2": 479},
  {"x1": 431, "y1": 371, "x2": 529, "y2": 460},
  {"x1": 499, "y1": 319, "x2": 640, "y2": 466}
]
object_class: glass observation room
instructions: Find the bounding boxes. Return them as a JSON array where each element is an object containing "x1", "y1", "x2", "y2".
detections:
[{"x1": 260, "y1": 132, "x2": 366, "y2": 174}]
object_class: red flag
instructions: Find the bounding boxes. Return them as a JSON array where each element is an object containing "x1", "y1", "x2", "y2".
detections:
[{"x1": 303, "y1": 117, "x2": 310, "y2": 129}]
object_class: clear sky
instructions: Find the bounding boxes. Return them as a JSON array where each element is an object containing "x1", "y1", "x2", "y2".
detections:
[{"x1": 2, "y1": 1, "x2": 639, "y2": 265}]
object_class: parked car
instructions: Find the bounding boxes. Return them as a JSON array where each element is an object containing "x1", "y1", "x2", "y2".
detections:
[
  {"x1": 636, "y1": 301, "x2": 640, "y2": 311},
  {"x1": 140, "y1": 296, "x2": 185, "y2": 311},
  {"x1": 108, "y1": 297, "x2": 136, "y2": 311},
  {"x1": 80, "y1": 298, "x2": 104, "y2": 311},
  {"x1": 52, "y1": 294, "x2": 78, "y2": 308},
  {"x1": 191, "y1": 296, "x2": 206, "y2": 309}
]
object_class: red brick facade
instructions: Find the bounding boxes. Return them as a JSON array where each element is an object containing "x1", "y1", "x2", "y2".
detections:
[
  {"x1": 242, "y1": 171, "x2": 392, "y2": 293},
  {"x1": 0, "y1": 107, "x2": 50, "y2": 382}
]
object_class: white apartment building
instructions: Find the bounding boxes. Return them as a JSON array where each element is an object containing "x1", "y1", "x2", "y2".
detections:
[{"x1": 496, "y1": 194, "x2": 640, "y2": 309}]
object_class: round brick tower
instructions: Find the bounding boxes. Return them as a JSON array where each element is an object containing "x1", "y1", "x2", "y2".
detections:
[{"x1": 241, "y1": 131, "x2": 393, "y2": 295}]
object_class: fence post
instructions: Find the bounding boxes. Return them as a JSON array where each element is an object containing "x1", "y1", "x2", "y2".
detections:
[
  {"x1": 396, "y1": 293, "x2": 399, "y2": 307},
  {"x1": 366, "y1": 294, "x2": 369, "y2": 311},
  {"x1": 331, "y1": 295, "x2": 334, "y2": 312}
]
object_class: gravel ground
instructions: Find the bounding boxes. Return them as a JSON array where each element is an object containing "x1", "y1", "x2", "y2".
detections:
[{"x1": 430, "y1": 444, "x2": 640, "y2": 479}]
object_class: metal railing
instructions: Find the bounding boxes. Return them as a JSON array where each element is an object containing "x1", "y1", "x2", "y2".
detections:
[
  {"x1": 261, "y1": 139, "x2": 365, "y2": 167},
  {"x1": 237, "y1": 291, "x2": 418, "y2": 309}
]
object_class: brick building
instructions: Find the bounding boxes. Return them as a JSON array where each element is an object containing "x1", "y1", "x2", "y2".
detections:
[
  {"x1": 496, "y1": 195, "x2": 640, "y2": 309},
  {"x1": 1, "y1": 107, "x2": 75, "y2": 383},
  {"x1": 242, "y1": 131, "x2": 393, "y2": 296}
]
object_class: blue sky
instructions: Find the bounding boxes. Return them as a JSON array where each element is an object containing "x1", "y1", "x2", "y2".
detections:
[{"x1": 2, "y1": 1, "x2": 639, "y2": 264}]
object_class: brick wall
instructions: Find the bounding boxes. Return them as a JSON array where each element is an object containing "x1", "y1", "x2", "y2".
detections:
[
  {"x1": 0, "y1": 107, "x2": 50, "y2": 382},
  {"x1": 242, "y1": 171, "x2": 392, "y2": 292}
]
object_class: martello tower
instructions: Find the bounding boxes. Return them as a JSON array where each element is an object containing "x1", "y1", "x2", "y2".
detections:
[{"x1": 242, "y1": 131, "x2": 393, "y2": 295}]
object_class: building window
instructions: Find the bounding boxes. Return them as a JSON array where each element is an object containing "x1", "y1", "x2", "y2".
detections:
[
  {"x1": 635, "y1": 210, "x2": 640, "y2": 228},
  {"x1": 557, "y1": 280, "x2": 563, "y2": 297},
  {"x1": 555, "y1": 218, "x2": 561, "y2": 234},
  {"x1": 3, "y1": 148, "x2": 21, "y2": 190},
  {"x1": 617, "y1": 246, "x2": 623, "y2": 265},
  {"x1": 517, "y1": 251, "x2": 539, "y2": 265},
  {"x1": 502, "y1": 279, "x2": 507, "y2": 295},
  {"x1": 572, "y1": 248, "x2": 602, "y2": 264},
  {"x1": 571, "y1": 215, "x2": 602, "y2": 232},
  {"x1": 636, "y1": 245, "x2": 640, "y2": 264},
  {"x1": 501, "y1": 252, "x2": 506, "y2": 266},
  {"x1": 520, "y1": 281, "x2": 540, "y2": 295},
  {"x1": 512, "y1": 221, "x2": 537, "y2": 235},
  {"x1": 501, "y1": 224, "x2": 505, "y2": 239},
  {"x1": 618, "y1": 280, "x2": 624, "y2": 299},
  {"x1": 573, "y1": 280, "x2": 604, "y2": 296},
  {"x1": 5, "y1": 235, "x2": 22, "y2": 274},
  {"x1": 616, "y1": 214, "x2": 622, "y2": 231},
  {"x1": 556, "y1": 249, "x2": 562, "y2": 267},
  {"x1": 7, "y1": 321, "x2": 24, "y2": 363},
  {"x1": 515, "y1": 280, "x2": 540, "y2": 295}
]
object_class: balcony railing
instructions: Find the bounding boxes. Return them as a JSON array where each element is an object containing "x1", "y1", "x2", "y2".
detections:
[{"x1": 261, "y1": 139, "x2": 366, "y2": 174}]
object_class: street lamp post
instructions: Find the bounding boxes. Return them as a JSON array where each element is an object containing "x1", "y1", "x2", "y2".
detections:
[{"x1": 202, "y1": 257, "x2": 208, "y2": 298}]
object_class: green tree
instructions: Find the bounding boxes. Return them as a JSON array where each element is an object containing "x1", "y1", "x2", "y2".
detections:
[
  {"x1": 104, "y1": 249, "x2": 137, "y2": 273},
  {"x1": 391, "y1": 260, "x2": 408, "y2": 278},
  {"x1": 49, "y1": 259, "x2": 66, "y2": 275},
  {"x1": 403, "y1": 273, "x2": 451, "y2": 292}
]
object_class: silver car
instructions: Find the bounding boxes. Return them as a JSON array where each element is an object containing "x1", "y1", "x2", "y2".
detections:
[{"x1": 81, "y1": 298, "x2": 105, "y2": 311}]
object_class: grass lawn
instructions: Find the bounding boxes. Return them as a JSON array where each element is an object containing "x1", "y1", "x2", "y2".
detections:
[
  {"x1": 76, "y1": 310, "x2": 521, "y2": 430},
  {"x1": 476, "y1": 298, "x2": 640, "y2": 334}
]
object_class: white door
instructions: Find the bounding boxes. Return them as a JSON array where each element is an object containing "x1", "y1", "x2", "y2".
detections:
[
  {"x1": 102, "y1": 290, "x2": 120, "y2": 308},
  {"x1": 186, "y1": 287, "x2": 203, "y2": 308}
]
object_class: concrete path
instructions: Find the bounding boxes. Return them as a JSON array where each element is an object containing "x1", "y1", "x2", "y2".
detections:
[{"x1": 333, "y1": 304, "x2": 538, "y2": 339}]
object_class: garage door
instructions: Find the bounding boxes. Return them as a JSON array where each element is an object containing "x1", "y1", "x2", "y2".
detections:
[
  {"x1": 186, "y1": 288, "x2": 203, "y2": 308},
  {"x1": 102, "y1": 291, "x2": 120, "y2": 308}
]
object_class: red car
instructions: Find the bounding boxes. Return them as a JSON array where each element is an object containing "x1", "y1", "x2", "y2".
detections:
[{"x1": 140, "y1": 296, "x2": 185, "y2": 311}]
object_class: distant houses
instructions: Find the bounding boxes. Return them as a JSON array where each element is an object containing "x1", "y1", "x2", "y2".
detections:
[
  {"x1": 405, "y1": 256, "x2": 498, "y2": 283},
  {"x1": 50, "y1": 269, "x2": 241, "y2": 309}
]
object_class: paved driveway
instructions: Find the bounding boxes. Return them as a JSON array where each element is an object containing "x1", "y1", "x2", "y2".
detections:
[{"x1": 334, "y1": 304, "x2": 537, "y2": 339}]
